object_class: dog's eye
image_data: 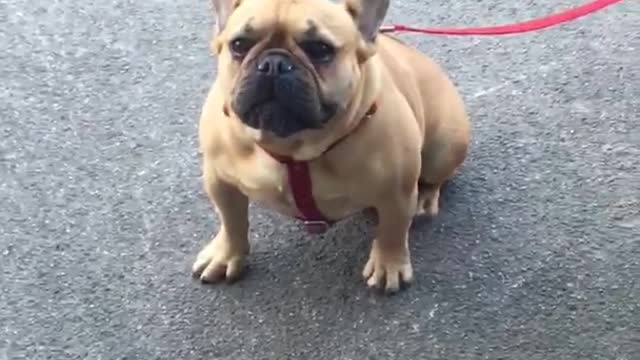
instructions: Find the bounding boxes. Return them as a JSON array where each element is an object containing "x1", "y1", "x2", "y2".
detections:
[
  {"x1": 229, "y1": 37, "x2": 254, "y2": 58},
  {"x1": 300, "y1": 41, "x2": 335, "y2": 64}
]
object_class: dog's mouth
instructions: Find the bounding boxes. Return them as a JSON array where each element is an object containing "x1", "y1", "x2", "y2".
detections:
[
  {"x1": 232, "y1": 77, "x2": 337, "y2": 138},
  {"x1": 238, "y1": 99, "x2": 335, "y2": 137}
]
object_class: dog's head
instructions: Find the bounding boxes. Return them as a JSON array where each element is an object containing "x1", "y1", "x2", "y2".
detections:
[{"x1": 210, "y1": 0, "x2": 389, "y2": 138}]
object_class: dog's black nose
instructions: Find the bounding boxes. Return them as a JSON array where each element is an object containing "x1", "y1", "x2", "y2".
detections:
[{"x1": 256, "y1": 53, "x2": 295, "y2": 76}]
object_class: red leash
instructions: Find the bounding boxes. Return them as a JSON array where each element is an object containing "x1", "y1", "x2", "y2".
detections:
[{"x1": 380, "y1": 0, "x2": 623, "y2": 36}]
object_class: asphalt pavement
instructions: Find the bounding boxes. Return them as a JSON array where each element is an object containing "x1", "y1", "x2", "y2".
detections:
[{"x1": 1, "y1": 0, "x2": 639, "y2": 359}]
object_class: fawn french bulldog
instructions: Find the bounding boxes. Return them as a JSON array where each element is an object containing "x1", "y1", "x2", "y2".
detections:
[{"x1": 193, "y1": 0, "x2": 471, "y2": 293}]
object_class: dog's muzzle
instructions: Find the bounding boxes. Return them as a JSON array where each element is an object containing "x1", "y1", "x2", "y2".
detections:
[{"x1": 231, "y1": 50, "x2": 335, "y2": 137}]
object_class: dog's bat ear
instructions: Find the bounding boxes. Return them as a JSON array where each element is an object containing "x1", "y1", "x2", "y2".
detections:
[
  {"x1": 351, "y1": 0, "x2": 390, "y2": 43},
  {"x1": 211, "y1": 0, "x2": 237, "y2": 34}
]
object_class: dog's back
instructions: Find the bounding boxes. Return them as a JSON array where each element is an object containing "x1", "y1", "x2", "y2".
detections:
[{"x1": 376, "y1": 34, "x2": 470, "y2": 147}]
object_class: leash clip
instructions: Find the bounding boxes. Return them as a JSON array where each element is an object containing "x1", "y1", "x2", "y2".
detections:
[{"x1": 378, "y1": 25, "x2": 396, "y2": 33}]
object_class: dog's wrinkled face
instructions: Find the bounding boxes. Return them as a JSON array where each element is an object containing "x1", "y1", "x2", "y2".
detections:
[{"x1": 211, "y1": 0, "x2": 389, "y2": 138}]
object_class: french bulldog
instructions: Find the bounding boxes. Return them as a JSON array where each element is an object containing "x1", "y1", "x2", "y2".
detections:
[{"x1": 193, "y1": 0, "x2": 471, "y2": 293}]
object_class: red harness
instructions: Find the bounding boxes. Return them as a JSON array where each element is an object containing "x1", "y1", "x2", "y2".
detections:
[
  {"x1": 266, "y1": 153, "x2": 333, "y2": 234},
  {"x1": 262, "y1": 103, "x2": 377, "y2": 234}
]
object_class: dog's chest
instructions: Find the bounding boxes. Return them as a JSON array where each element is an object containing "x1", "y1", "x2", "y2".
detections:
[
  {"x1": 233, "y1": 155, "x2": 290, "y2": 205},
  {"x1": 229, "y1": 153, "x2": 359, "y2": 219}
]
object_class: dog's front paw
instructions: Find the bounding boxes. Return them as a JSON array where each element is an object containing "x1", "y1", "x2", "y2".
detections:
[
  {"x1": 362, "y1": 240, "x2": 413, "y2": 293},
  {"x1": 192, "y1": 233, "x2": 248, "y2": 283}
]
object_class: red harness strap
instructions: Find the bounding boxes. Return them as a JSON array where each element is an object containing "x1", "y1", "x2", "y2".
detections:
[
  {"x1": 268, "y1": 154, "x2": 332, "y2": 234},
  {"x1": 264, "y1": 103, "x2": 377, "y2": 234}
]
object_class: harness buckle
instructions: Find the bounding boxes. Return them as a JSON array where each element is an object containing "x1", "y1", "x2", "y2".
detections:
[{"x1": 302, "y1": 220, "x2": 330, "y2": 234}]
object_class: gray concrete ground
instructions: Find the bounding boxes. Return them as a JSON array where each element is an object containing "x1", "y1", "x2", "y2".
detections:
[{"x1": 1, "y1": 0, "x2": 639, "y2": 359}]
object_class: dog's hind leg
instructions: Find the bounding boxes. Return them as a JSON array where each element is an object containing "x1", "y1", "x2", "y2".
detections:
[
  {"x1": 416, "y1": 181, "x2": 441, "y2": 216},
  {"x1": 416, "y1": 122, "x2": 470, "y2": 216}
]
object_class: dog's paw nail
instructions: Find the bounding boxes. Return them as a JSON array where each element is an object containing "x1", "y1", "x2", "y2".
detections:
[
  {"x1": 385, "y1": 286, "x2": 400, "y2": 295},
  {"x1": 366, "y1": 274, "x2": 383, "y2": 288},
  {"x1": 199, "y1": 263, "x2": 227, "y2": 283},
  {"x1": 363, "y1": 246, "x2": 413, "y2": 294},
  {"x1": 191, "y1": 258, "x2": 209, "y2": 277},
  {"x1": 192, "y1": 239, "x2": 247, "y2": 284}
]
